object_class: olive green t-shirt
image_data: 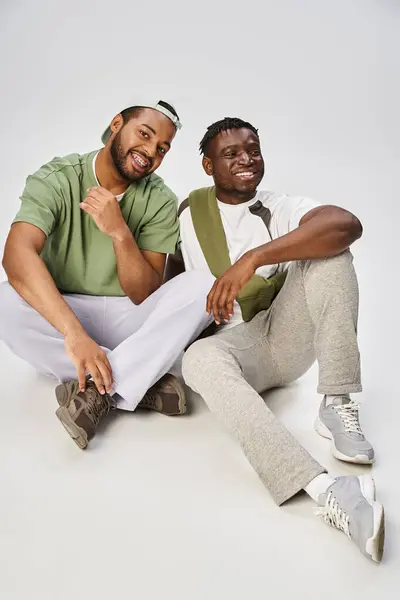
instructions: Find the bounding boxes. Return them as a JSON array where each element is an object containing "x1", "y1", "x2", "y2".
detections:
[{"x1": 13, "y1": 150, "x2": 179, "y2": 296}]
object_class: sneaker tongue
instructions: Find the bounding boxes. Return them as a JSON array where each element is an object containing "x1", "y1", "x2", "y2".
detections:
[
  {"x1": 317, "y1": 491, "x2": 328, "y2": 506},
  {"x1": 330, "y1": 396, "x2": 349, "y2": 406}
]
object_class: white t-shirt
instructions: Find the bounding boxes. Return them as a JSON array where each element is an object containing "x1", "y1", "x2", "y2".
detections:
[
  {"x1": 179, "y1": 190, "x2": 320, "y2": 329},
  {"x1": 93, "y1": 152, "x2": 125, "y2": 202}
]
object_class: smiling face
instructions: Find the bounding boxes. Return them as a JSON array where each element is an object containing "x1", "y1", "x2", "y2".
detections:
[
  {"x1": 202, "y1": 128, "x2": 264, "y2": 203},
  {"x1": 109, "y1": 107, "x2": 177, "y2": 182}
]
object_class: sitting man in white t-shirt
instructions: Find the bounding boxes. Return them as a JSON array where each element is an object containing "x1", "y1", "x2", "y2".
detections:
[{"x1": 166, "y1": 117, "x2": 385, "y2": 562}]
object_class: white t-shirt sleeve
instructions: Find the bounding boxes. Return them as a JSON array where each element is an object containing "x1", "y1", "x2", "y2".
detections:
[{"x1": 271, "y1": 194, "x2": 321, "y2": 238}]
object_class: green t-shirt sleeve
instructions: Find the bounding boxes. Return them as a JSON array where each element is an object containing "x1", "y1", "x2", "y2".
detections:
[
  {"x1": 13, "y1": 169, "x2": 63, "y2": 237},
  {"x1": 137, "y1": 189, "x2": 179, "y2": 254}
]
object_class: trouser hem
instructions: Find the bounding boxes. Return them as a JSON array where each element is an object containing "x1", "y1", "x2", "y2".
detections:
[
  {"x1": 272, "y1": 464, "x2": 327, "y2": 506},
  {"x1": 317, "y1": 383, "x2": 362, "y2": 395}
]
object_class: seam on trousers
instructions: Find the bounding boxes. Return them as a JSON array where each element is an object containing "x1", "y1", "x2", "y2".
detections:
[
  {"x1": 298, "y1": 259, "x2": 314, "y2": 324},
  {"x1": 351, "y1": 355, "x2": 360, "y2": 386},
  {"x1": 259, "y1": 293, "x2": 286, "y2": 388},
  {"x1": 222, "y1": 326, "x2": 270, "y2": 354},
  {"x1": 226, "y1": 333, "x2": 282, "y2": 391},
  {"x1": 265, "y1": 335, "x2": 284, "y2": 387},
  {"x1": 254, "y1": 309, "x2": 270, "y2": 335}
]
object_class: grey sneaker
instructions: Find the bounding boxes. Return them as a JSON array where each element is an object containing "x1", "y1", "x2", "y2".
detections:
[
  {"x1": 316, "y1": 475, "x2": 385, "y2": 563},
  {"x1": 137, "y1": 374, "x2": 186, "y2": 416},
  {"x1": 315, "y1": 396, "x2": 375, "y2": 464}
]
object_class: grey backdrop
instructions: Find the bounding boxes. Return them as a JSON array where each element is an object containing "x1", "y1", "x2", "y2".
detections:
[{"x1": 0, "y1": 1, "x2": 399, "y2": 597}]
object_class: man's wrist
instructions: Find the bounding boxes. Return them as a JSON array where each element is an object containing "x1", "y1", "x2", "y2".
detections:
[
  {"x1": 245, "y1": 249, "x2": 261, "y2": 271},
  {"x1": 110, "y1": 224, "x2": 132, "y2": 243},
  {"x1": 63, "y1": 321, "x2": 86, "y2": 339}
]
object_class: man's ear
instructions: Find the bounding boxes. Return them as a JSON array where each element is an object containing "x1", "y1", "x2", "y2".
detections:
[
  {"x1": 109, "y1": 113, "x2": 124, "y2": 136},
  {"x1": 202, "y1": 156, "x2": 213, "y2": 177}
]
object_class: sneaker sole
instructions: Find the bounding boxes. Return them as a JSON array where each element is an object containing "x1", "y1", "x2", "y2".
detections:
[
  {"x1": 55, "y1": 384, "x2": 69, "y2": 407},
  {"x1": 314, "y1": 417, "x2": 375, "y2": 465},
  {"x1": 359, "y1": 475, "x2": 385, "y2": 563},
  {"x1": 56, "y1": 407, "x2": 88, "y2": 450}
]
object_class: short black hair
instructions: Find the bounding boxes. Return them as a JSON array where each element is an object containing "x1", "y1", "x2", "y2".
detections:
[
  {"x1": 120, "y1": 101, "x2": 179, "y2": 125},
  {"x1": 199, "y1": 117, "x2": 259, "y2": 155}
]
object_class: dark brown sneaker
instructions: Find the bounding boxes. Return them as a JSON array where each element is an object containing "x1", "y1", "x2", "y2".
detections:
[
  {"x1": 137, "y1": 374, "x2": 186, "y2": 416},
  {"x1": 55, "y1": 379, "x2": 114, "y2": 449}
]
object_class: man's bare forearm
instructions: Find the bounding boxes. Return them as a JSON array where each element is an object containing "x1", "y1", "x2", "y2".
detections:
[
  {"x1": 248, "y1": 206, "x2": 362, "y2": 269},
  {"x1": 112, "y1": 229, "x2": 161, "y2": 304},
  {"x1": 3, "y1": 248, "x2": 84, "y2": 336}
]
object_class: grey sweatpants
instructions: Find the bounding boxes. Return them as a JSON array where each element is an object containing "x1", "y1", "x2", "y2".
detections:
[{"x1": 182, "y1": 251, "x2": 361, "y2": 505}]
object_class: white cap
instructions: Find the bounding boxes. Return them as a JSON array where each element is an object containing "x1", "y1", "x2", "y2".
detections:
[{"x1": 101, "y1": 99, "x2": 182, "y2": 144}]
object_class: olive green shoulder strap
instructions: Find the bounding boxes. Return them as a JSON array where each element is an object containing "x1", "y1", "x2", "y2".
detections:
[{"x1": 188, "y1": 186, "x2": 231, "y2": 278}]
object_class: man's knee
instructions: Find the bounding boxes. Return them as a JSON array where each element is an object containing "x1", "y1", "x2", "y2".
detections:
[
  {"x1": 327, "y1": 249, "x2": 353, "y2": 268},
  {"x1": 182, "y1": 336, "x2": 230, "y2": 389},
  {"x1": 299, "y1": 249, "x2": 355, "y2": 281}
]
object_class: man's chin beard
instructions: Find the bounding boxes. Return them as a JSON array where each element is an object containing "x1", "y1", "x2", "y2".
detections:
[
  {"x1": 110, "y1": 134, "x2": 141, "y2": 183},
  {"x1": 116, "y1": 163, "x2": 139, "y2": 183},
  {"x1": 112, "y1": 156, "x2": 144, "y2": 183}
]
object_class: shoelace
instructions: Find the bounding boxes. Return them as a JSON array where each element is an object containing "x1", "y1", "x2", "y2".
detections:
[
  {"x1": 315, "y1": 491, "x2": 351, "y2": 538},
  {"x1": 140, "y1": 393, "x2": 158, "y2": 409},
  {"x1": 85, "y1": 386, "x2": 111, "y2": 425},
  {"x1": 334, "y1": 400, "x2": 363, "y2": 434}
]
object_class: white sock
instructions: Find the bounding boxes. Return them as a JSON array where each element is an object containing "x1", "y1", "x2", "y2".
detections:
[
  {"x1": 325, "y1": 394, "x2": 350, "y2": 406},
  {"x1": 304, "y1": 473, "x2": 336, "y2": 502}
]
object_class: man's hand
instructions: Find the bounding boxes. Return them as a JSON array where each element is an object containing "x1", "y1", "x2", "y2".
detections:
[
  {"x1": 206, "y1": 253, "x2": 256, "y2": 324},
  {"x1": 81, "y1": 186, "x2": 130, "y2": 240},
  {"x1": 64, "y1": 329, "x2": 113, "y2": 395}
]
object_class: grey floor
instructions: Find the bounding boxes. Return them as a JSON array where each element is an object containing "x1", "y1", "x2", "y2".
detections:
[
  {"x1": 1, "y1": 0, "x2": 399, "y2": 598},
  {"x1": 0, "y1": 349, "x2": 398, "y2": 599}
]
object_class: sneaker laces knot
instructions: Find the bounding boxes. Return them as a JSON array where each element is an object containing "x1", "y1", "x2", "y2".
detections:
[
  {"x1": 334, "y1": 400, "x2": 362, "y2": 434},
  {"x1": 140, "y1": 392, "x2": 158, "y2": 409},
  {"x1": 315, "y1": 491, "x2": 351, "y2": 538},
  {"x1": 85, "y1": 386, "x2": 111, "y2": 425}
]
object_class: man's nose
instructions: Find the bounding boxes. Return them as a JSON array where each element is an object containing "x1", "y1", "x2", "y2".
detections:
[
  {"x1": 143, "y1": 139, "x2": 158, "y2": 159},
  {"x1": 237, "y1": 151, "x2": 253, "y2": 165}
]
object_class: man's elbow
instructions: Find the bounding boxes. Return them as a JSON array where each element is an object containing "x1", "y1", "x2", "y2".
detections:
[
  {"x1": 334, "y1": 208, "x2": 362, "y2": 245},
  {"x1": 122, "y1": 278, "x2": 162, "y2": 305},
  {"x1": 2, "y1": 250, "x2": 15, "y2": 280},
  {"x1": 123, "y1": 287, "x2": 148, "y2": 305},
  {"x1": 126, "y1": 289, "x2": 156, "y2": 305},
  {"x1": 346, "y1": 213, "x2": 363, "y2": 242}
]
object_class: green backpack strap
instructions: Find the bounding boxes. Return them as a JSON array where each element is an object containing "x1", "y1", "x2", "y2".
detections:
[
  {"x1": 188, "y1": 187, "x2": 287, "y2": 322},
  {"x1": 188, "y1": 186, "x2": 231, "y2": 277}
]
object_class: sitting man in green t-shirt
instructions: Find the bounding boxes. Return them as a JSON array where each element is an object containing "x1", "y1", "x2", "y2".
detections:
[{"x1": 0, "y1": 99, "x2": 213, "y2": 449}]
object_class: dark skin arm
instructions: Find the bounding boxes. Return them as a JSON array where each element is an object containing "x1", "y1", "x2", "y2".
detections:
[
  {"x1": 112, "y1": 233, "x2": 166, "y2": 303},
  {"x1": 163, "y1": 249, "x2": 185, "y2": 282},
  {"x1": 207, "y1": 205, "x2": 363, "y2": 324}
]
